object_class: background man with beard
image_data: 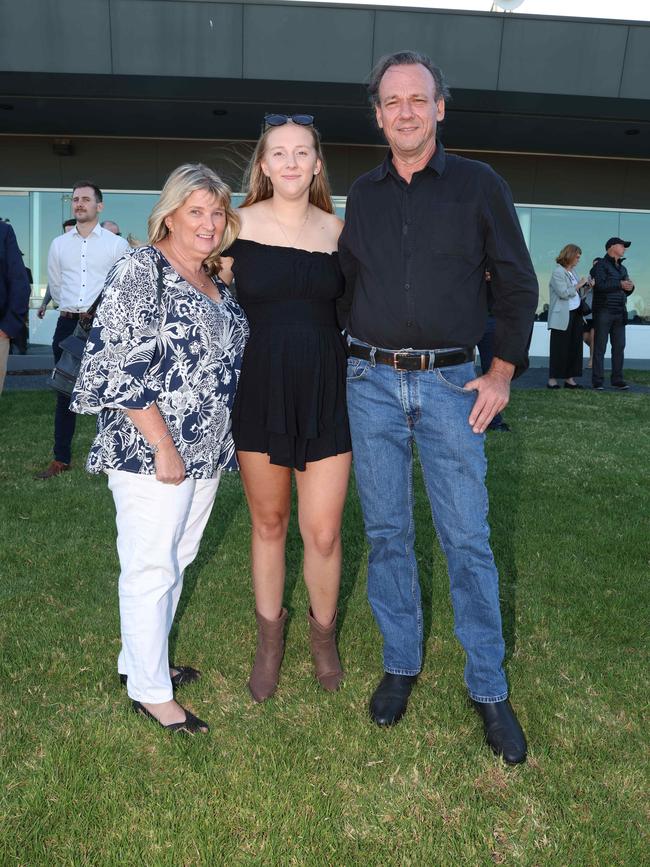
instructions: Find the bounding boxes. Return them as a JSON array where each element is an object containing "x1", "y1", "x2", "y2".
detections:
[{"x1": 35, "y1": 181, "x2": 129, "y2": 479}]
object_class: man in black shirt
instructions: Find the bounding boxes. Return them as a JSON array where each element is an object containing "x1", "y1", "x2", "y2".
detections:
[
  {"x1": 338, "y1": 51, "x2": 538, "y2": 764},
  {"x1": 590, "y1": 238, "x2": 635, "y2": 390}
]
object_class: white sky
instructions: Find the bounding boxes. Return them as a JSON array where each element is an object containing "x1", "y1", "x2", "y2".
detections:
[{"x1": 302, "y1": 0, "x2": 650, "y2": 22}]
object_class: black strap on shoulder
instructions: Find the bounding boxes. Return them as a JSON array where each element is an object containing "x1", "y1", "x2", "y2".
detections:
[{"x1": 155, "y1": 254, "x2": 164, "y2": 308}]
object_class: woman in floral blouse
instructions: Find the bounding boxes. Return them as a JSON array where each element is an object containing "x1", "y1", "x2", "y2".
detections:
[{"x1": 72, "y1": 164, "x2": 248, "y2": 734}]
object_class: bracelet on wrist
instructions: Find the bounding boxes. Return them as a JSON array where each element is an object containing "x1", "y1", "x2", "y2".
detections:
[{"x1": 150, "y1": 431, "x2": 170, "y2": 454}]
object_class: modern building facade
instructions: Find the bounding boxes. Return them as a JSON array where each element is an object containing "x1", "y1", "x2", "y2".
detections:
[{"x1": 1, "y1": 0, "x2": 649, "y2": 360}]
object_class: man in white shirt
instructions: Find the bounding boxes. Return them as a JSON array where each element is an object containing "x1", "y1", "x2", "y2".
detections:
[{"x1": 35, "y1": 181, "x2": 129, "y2": 479}]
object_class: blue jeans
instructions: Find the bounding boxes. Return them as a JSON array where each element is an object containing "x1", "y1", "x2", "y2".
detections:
[{"x1": 346, "y1": 342, "x2": 508, "y2": 703}]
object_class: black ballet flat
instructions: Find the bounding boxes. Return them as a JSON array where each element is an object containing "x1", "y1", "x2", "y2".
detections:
[
  {"x1": 132, "y1": 700, "x2": 209, "y2": 734},
  {"x1": 120, "y1": 665, "x2": 201, "y2": 689},
  {"x1": 563, "y1": 382, "x2": 583, "y2": 390}
]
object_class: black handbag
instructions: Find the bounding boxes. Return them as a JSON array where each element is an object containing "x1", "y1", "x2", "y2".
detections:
[
  {"x1": 578, "y1": 297, "x2": 591, "y2": 316},
  {"x1": 50, "y1": 324, "x2": 89, "y2": 395},
  {"x1": 49, "y1": 300, "x2": 100, "y2": 396}
]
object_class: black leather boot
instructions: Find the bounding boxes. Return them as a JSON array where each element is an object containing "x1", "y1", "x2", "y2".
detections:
[
  {"x1": 472, "y1": 698, "x2": 527, "y2": 764},
  {"x1": 369, "y1": 673, "x2": 418, "y2": 726}
]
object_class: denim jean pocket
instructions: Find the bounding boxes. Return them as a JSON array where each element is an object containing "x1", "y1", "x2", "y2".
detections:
[
  {"x1": 346, "y1": 357, "x2": 371, "y2": 381},
  {"x1": 434, "y1": 362, "x2": 475, "y2": 395}
]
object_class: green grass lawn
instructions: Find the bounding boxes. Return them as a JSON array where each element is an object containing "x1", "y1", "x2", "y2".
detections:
[{"x1": 1, "y1": 386, "x2": 648, "y2": 865}]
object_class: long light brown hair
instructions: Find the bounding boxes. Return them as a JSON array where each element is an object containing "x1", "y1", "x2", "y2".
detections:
[
  {"x1": 240, "y1": 122, "x2": 334, "y2": 214},
  {"x1": 556, "y1": 244, "x2": 582, "y2": 267},
  {"x1": 148, "y1": 163, "x2": 240, "y2": 275}
]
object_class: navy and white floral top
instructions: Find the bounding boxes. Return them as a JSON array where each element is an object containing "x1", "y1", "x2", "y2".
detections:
[{"x1": 71, "y1": 245, "x2": 249, "y2": 478}]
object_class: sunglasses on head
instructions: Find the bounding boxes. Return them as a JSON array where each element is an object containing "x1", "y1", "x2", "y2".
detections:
[{"x1": 263, "y1": 113, "x2": 315, "y2": 129}]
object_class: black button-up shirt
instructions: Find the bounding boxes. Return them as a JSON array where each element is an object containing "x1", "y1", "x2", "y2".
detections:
[{"x1": 338, "y1": 143, "x2": 538, "y2": 374}]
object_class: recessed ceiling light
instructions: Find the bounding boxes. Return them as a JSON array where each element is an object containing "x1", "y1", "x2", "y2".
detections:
[
  {"x1": 624, "y1": 128, "x2": 640, "y2": 136},
  {"x1": 212, "y1": 109, "x2": 227, "y2": 117},
  {"x1": 0, "y1": 103, "x2": 14, "y2": 111}
]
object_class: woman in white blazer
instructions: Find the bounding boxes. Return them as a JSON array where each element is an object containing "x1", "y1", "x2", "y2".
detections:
[{"x1": 547, "y1": 244, "x2": 591, "y2": 389}]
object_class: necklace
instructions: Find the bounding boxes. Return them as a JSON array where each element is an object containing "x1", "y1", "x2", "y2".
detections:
[
  {"x1": 170, "y1": 257, "x2": 210, "y2": 290},
  {"x1": 179, "y1": 268, "x2": 210, "y2": 292},
  {"x1": 192, "y1": 274, "x2": 210, "y2": 290},
  {"x1": 271, "y1": 205, "x2": 310, "y2": 248},
  {"x1": 158, "y1": 243, "x2": 210, "y2": 291}
]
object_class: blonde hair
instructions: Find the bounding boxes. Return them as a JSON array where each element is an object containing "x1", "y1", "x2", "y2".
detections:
[
  {"x1": 148, "y1": 163, "x2": 240, "y2": 275},
  {"x1": 240, "y1": 122, "x2": 334, "y2": 214},
  {"x1": 556, "y1": 244, "x2": 582, "y2": 267}
]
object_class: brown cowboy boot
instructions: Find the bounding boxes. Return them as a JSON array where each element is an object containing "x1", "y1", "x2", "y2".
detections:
[
  {"x1": 248, "y1": 608, "x2": 287, "y2": 702},
  {"x1": 308, "y1": 608, "x2": 344, "y2": 692}
]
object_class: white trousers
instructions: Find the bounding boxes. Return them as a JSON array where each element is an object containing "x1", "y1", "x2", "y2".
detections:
[{"x1": 107, "y1": 469, "x2": 221, "y2": 703}]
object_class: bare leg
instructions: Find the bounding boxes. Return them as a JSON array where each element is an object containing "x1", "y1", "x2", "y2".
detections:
[
  {"x1": 139, "y1": 698, "x2": 207, "y2": 729},
  {"x1": 238, "y1": 451, "x2": 292, "y2": 619},
  {"x1": 295, "y1": 452, "x2": 352, "y2": 625}
]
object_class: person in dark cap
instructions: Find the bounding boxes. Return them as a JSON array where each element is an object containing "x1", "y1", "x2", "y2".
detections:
[{"x1": 590, "y1": 238, "x2": 634, "y2": 390}]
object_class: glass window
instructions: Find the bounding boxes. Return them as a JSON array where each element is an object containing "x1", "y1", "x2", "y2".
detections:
[
  {"x1": 3, "y1": 188, "x2": 649, "y2": 350},
  {"x1": 515, "y1": 206, "x2": 531, "y2": 249},
  {"x1": 36, "y1": 192, "x2": 71, "y2": 292},
  {"x1": 98, "y1": 192, "x2": 159, "y2": 248},
  {"x1": 619, "y1": 212, "x2": 650, "y2": 324},
  {"x1": 0, "y1": 191, "x2": 31, "y2": 275},
  {"x1": 528, "y1": 207, "x2": 615, "y2": 316}
]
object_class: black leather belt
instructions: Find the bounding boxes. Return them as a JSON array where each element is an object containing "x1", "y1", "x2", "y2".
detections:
[
  {"x1": 59, "y1": 311, "x2": 81, "y2": 319},
  {"x1": 349, "y1": 343, "x2": 474, "y2": 371}
]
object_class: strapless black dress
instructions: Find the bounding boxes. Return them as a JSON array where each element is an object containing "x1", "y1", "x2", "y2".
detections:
[{"x1": 227, "y1": 239, "x2": 351, "y2": 471}]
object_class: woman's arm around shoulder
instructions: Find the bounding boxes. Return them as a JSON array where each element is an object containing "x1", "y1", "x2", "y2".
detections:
[
  {"x1": 219, "y1": 256, "x2": 234, "y2": 286},
  {"x1": 314, "y1": 209, "x2": 344, "y2": 249},
  {"x1": 328, "y1": 212, "x2": 345, "y2": 245}
]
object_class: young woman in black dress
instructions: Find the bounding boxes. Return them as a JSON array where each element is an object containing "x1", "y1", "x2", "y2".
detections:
[{"x1": 221, "y1": 115, "x2": 351, "y2": 702}]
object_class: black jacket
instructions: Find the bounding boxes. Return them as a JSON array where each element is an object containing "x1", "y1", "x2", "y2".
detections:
[
  {"x1": 0, "y1": 221, "x2": 31, "y2": 339},
  {"x1": 590, "y1": 254, "x2": 634, "y2": 315}
]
